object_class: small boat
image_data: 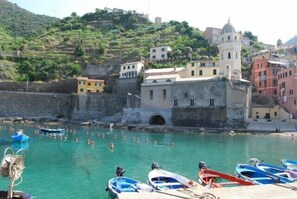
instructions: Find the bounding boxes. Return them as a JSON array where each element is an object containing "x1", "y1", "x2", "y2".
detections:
[
  {"x1": 281, "y1": 159, "x2": 297, "y2": 169},
  {"x1": 250, "y1": 158, "x2": 297, "y2": 180},
  {"x1": 148, "y1": 163, "x2": 197, "y2": 190},
  {"x1": 0, "y1": 147, "x2": 32, "y2": 199},
  {"x1": 11, "y1": 133, "x2": 29, "y2": 143},
  {"x1": 40, "y1": 128, "x2": 65, "y2": 134},
  {"x1": 106, "y1": 166, "x2": 153, "y2": 199},
  {"x1": 198, "y1": 161, "x2": 255, "y2": 188},
  {"x1": 236, "y1": 164, "x2": 294, "y2": 185}
]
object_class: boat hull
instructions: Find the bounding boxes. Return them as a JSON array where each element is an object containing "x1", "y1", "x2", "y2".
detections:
[
  {"x1": 199, "y1": 168, "x2": 255, "y2": 188},
  {"x1": 236, "y1": 164, "x2": 294, "y2": 185},
  {"x1": 40, "y1": 128, "x2": 65, "y2": 134},
  {"x1": 281, "y1": 159, "x2": 297, "y2": 169},
  {"x1": 0, "y1": 190, "x2": 31, "y2": 199},
  {"x1": 11, "y1": 134, "x2": 29, "y2": 143}
]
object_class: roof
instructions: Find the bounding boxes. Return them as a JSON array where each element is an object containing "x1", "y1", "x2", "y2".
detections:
[
  {"x1": 145, "y1": 67, "x2": 185, "y2": 74},
  {"x1": 221, "y1": 20, "x2": 236, "y2": 34},
  {"x1": 268, "y1": 60, "x2": 289, "y2": 66}
]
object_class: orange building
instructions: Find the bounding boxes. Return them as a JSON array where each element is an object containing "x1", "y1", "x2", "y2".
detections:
[{"x1": 77, "y1": 77, "x2": 105, "y2": 94}]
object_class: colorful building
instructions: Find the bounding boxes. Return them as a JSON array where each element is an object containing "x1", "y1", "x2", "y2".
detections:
[
  {"x1": 186, "y1": 60, "x2": 219, "y2": 78},
  {"x1": 77, "y1": 77, "x2": 105, "y2": 94},
  {"x1": 252, "y1": 54, "x2": 287, "y2": 104},
  {"x1": 277, "y1": 66, "x2": 297, "y2": 118}
]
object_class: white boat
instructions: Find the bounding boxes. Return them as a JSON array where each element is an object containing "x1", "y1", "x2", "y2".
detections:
[{"x1": 148, "y1": 163, "x2": 196, "y2": 190}]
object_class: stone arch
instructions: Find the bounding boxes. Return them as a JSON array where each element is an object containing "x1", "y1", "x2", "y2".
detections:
[{"x1": 149, "y1": 115, "x2": 166, "y2": 125}]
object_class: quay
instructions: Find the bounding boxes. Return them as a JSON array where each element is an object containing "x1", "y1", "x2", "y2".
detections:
[{"x1": 118, "y1": 182, "x2": 297, "y2": 199}]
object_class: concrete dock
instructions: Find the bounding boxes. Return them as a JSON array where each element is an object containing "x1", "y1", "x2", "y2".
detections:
[{"x1": 118, "y1": 182, "x2": 297, "y2": 199}]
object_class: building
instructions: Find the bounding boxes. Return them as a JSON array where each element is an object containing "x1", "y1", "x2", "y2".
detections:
[
  {"x1": 120, "y1": 61, "x2": 144, "y2": 79},
  {"x1": 143, "y1": 67, "x2": 187, "y2": 79},
  {"x1": 204, "y1": 27, "x2": 222, "y2": 45},
  {"x1": 150, "y1": 46, "x2": 172, "y2": 61},
  {"x1": 277, "y1": 66, "x2": 297, "y2": 118},
  {"x1": 155, "y1": 17, "x2": 162, "y2": 24},
  {"x1": 218, "y1": 19, "x2": 242, "y2": 80},
  {"x1": 186, "y1": 60, "x2": 219, "y2": 78},
  {"x1": 123, "y1": 20, "x2": 251, "y2": 128},
  {"x1": 77, "y1": 77, "x2": 105, "y2": 94},
  {"x1": 252, "y1": 53, "x2": 288, "y2": 103}
]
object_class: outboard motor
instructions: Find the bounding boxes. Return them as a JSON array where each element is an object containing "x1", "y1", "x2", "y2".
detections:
[
  {"x1": 116, "y1": 166, "x2": 125, "y2": 177},
  {"x1": 151, "y1": 162, "x2": 159, "y2": 170},
  {"x1": 198, "y1": 161, "x2": 206, "y2": 170}
]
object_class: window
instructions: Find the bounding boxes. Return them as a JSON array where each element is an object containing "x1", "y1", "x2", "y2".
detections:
[
  {"x1": 235, "y1": 36, "x2": 237, "y2": 41},
  {"x1": 228, "y1": 36, "x2": 231, "y2": 41},
  {"x1": 152, "y1": 55, "x2": 156, "y2": 59},
  {"x1": 161, "y1": 48, "x2": 165, "y2": 51},
  {"x1": 163, "y1": 89, "x2": 166, "y2": 100},
  {"x1": 161, "y1": 54, "x2": 165, "y2": 58},
  {"x1": 259, "y1": 82, "x2": 262, "y2": 87},
  {"x1": 132, "y1": 65, "x2": 135, "y2": 69},
  {"x1": 221, "y1": 53, "x2": 223, "y2": 60},
  {"x1": 152, "y1": 49, "x2": 156, "y2": 53},
  {"x1": 289, "y1": 70, "x2": 292, "y2": 76},
  {"x1": 173, "y1": 99, "x2": 178, "y2": 106},
  {"x1": 88, "y1": 83, "x2": 91, "y2": 86},
  {"x1": 80, "y1": 88, "x2": 84, "y2": 92},
  {"x1": 228, "y1": 52, "x2": 231, "y2": 59},
  {"x1": 184, "y1": 92, "x2": 188, "y2": 98},
  {"x1": 199, "y1": 70, "x2": 203, "y2": 76},
  {"x1": 289, "y1": 90, "x2": 293, "y2": 94},
  {"x1": 150, "y1": 90, "x2": 153, "y2": 100},
  {"x1": 128, "y1": 66, "x2": 130, "y2": 69},
  {"x1": 236, "y1": 52, "x2": 238, "y2": 59},
  {"x1": 190, "y1": 99, "x2": 194, "y2": 106},
  {"x1": 191, "y1": 70, "x2": 195, "y2": 76},
  {"x1": 191, "y1": 63, "x2": 195, "y2": 67},
  {"x1": 166, "y1": 79, "x2": 171, "y2": 82},
  {"x1": 274, "y1": 112, "x2": 277, "y2": 117},
  {"x1": 258, "y1": 72, "x2": 261, "y2": 76},
  {"x1": 273, "y1": 79, "x2": 277, "y2": 86},
  {"x1": 264, "y1": 71, "x2": 266, "y2": 75},
  {"x1": 213, "y1": 69, "x2": 217, "y2": 75},
  {"x1": 153, "y1": 80, "x2": 157, "y2": 83},
  {"x1": 264, "y1": 80, "x2": 267, "y2": 87},
  {"x1": 210, "y1": 98, "x2": 214, "y2": 107}
]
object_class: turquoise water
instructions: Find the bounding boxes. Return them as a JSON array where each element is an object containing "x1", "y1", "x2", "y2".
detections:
[{"x1": 0, "y1": 124, "x2": 297, "y2": 198}]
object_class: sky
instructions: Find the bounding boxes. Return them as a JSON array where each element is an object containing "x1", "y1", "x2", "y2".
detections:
[{"x1": 8, "y1": 0, "x2": 297, "y2": 45}]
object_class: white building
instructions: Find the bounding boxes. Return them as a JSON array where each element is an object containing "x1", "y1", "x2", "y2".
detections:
[
  {"x1": 218, "y1": 19, "x2": 242, "y2": 80},
  {"x1": 150, "y1": 46, "x2": 172, "y2": 61},
  {"x1": 120, "y1": 61, "x2": 144, "y2": 78}
]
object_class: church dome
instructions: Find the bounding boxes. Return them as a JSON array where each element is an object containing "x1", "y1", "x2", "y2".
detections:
[{"x1": 221, "y1": 20, "x2": 236, "y2": 34}]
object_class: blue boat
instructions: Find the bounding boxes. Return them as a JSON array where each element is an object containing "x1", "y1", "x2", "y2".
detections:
[
  {"x1": 106, "y1": 167, "x2": 153, "y2": 199},
  {"x1": 11, "y1": 133, "x2": 29, "y2": 143},
  {"x1": 281, "y1": 159, "x2": 297, "y2": 169},
  {"x1": 235, "y1": 164, "x2": 294, "y2": 185},
  {"x1": 40, "y1": 128, "x2": 65, "y2": 134},
  {"x1": 249, "y1": 158, "x2": 297, "y2": 180}
]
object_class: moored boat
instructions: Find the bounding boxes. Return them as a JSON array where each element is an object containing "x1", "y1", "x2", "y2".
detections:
[
  {"x1": 281, "y1": 159, "x2": 297, "y2": 170},
  {"x1": 11, "y1": 132, "x2": 29, "y2": 143},
  {"x1": 198, "y1": 161, "x2": 255, "y2": 188},
  {"x1": 105, "y1": 166, "x2": 153, "y2": 199},
  {"x1": 250, "y1": 158, "x2": 297, "y2": 180},
  {"x1": 236, "y1": 164, "x2": 294, "y2": 185},
  {"x1": 148, "y1": 162, "x2": 197, "y2": 190},
  {"x1": 40, "y1": 128, "x2": 65, "y2": 134}
]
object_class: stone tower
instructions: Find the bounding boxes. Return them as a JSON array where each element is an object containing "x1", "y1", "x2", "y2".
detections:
[{"x1": 218, "y1": 19, "x2": 242, "y2": 80}]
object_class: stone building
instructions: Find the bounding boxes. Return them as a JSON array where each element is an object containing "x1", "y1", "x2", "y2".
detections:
[{"x1": 123, "y1": 20, "x2": 251, "y2": 128}]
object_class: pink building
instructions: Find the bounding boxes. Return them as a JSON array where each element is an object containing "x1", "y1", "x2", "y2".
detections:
[{"x1": 277, "y1": 66, "x2": 297, "y2": 118}]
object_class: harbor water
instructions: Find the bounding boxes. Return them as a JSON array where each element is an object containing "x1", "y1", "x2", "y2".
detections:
[{"x1": 0, "y1": 124, "x2": 297, "y2": 199}]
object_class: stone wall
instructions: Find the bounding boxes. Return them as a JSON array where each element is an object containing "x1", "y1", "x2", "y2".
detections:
[
  {"x1": 0, "y1": 79, "x2": 77, "y2": 93},
  {"x1": 172, "y1": 107, "x2": 227, "y2": 127},
  {"x1": 114, "y1": 78, "x2": 140, "y2": 96},
  {"x1": 0, "y1": 91, "x2": 73, "y2": 118},
  {"x1": 71, "y1": 93, "x2": 126, "y2": 121}
]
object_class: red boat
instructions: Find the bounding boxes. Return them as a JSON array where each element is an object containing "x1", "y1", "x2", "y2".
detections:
[{"x1": 198, "y1": 162, "x2": 255, "y2": 188}]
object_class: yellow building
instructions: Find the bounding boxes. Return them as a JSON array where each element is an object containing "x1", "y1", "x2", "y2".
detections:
[
  {"x1": 77, "y1": 77, "x2": 105, "y2": 94},
  {"x1": 186, "y1": 60, "x2": 219, "y2": 78}
]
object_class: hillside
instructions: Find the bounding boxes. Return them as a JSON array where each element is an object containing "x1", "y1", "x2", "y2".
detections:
[
  {"x1": 0, "y1": 0, "x2": 59, "y2": 37},
  {"x1": 0, "y1": 8, "x2": 217, "y2": 82}
]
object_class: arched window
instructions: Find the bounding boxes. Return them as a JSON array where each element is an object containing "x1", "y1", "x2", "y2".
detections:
[
  {"x1": 235, "y1": 36, "x2": 237, "y2": 41},
  {"x1": 153, "y1": 80, "x2": 157, "y2": 83},
  {"x1": 228, "y1": 36, "x2": 231, "y2": 41},
  {"x1": 228, "y1": 52, "x2": 231, "y2": 59},
  {"x1": 236, "y1": 52, "x2": 238, "y2": 59},
  {"x1": 166, "y1": 79, "x2": 171, "y2": 82}
]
